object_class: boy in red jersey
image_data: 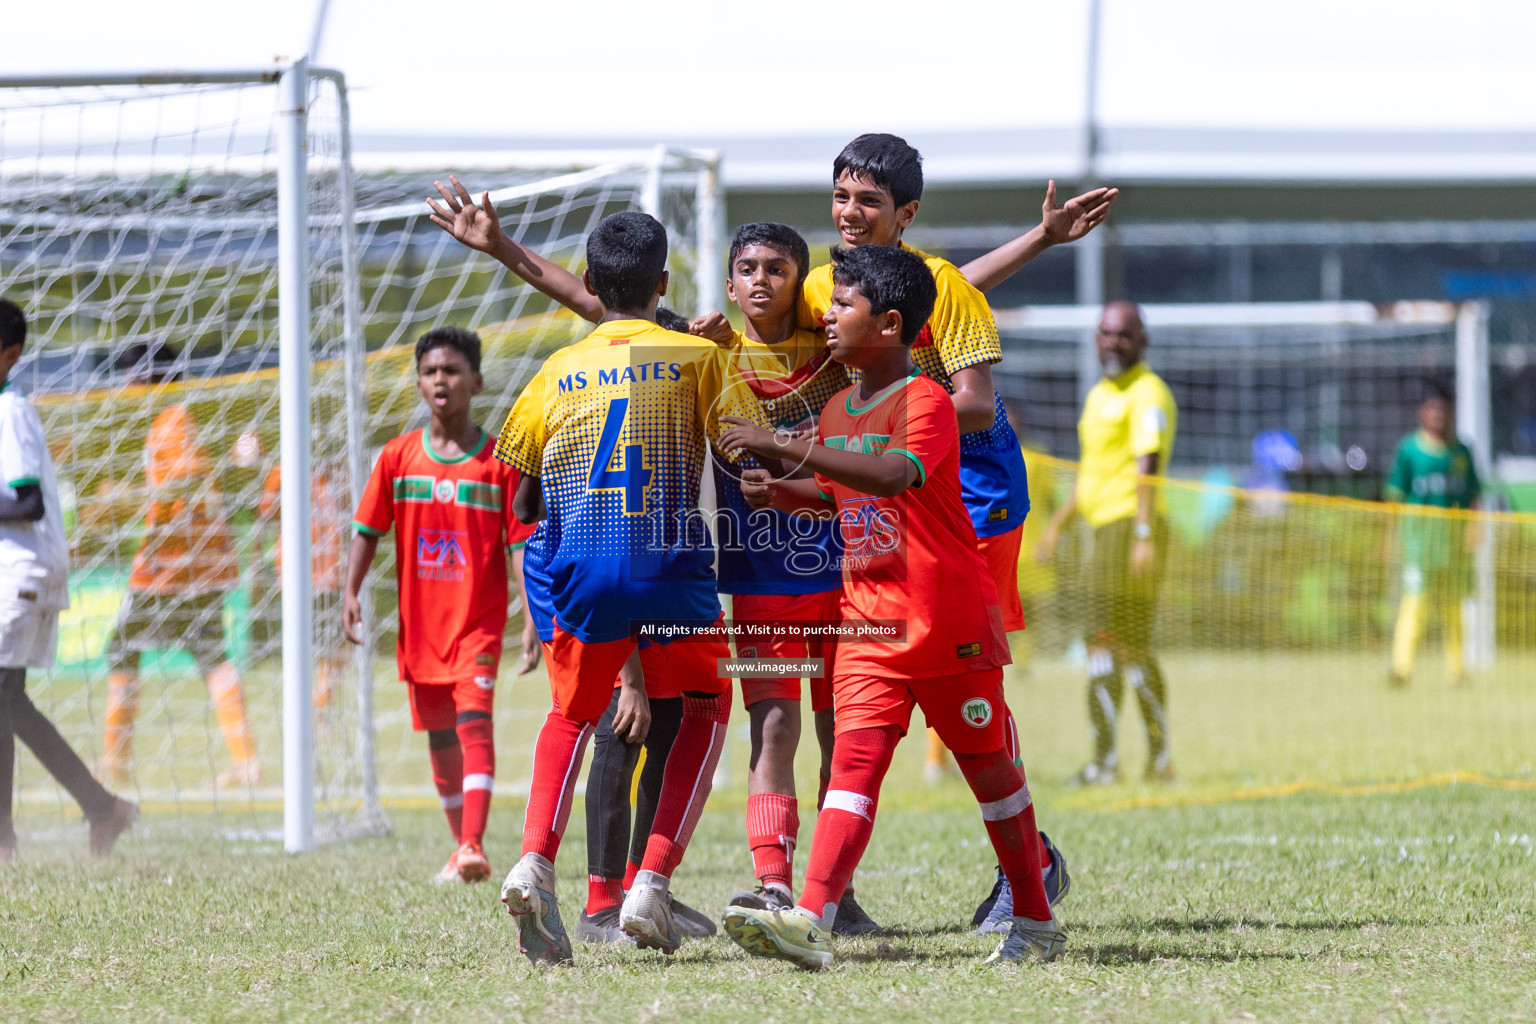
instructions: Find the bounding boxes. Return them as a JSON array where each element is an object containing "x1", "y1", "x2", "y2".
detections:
[
  {"x1": 494, "y1": 212, "x2": 765, "y2": 964},
  {"x1": 719, "y1": 245, "x2": 1064, "y2": 968},
  {"x1": 343, "y1": 327, "x2": 531, "y2": 885}
]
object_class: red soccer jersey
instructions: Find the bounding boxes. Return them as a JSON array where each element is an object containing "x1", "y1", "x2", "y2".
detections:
[
  {"x1": 353, "y1": 428, "x2": 525, "y2": 684},
  {"x1": 814, "y1": 371, "x2": 1010, "y2": 678}
]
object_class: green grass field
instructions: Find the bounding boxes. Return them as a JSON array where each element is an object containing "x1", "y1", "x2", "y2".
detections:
[{"x1": 5, "y1": 651, "x2": 1536, "y2": 1022}]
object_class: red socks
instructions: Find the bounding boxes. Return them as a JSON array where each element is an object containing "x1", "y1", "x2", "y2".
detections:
[
  {"x1": 638, "y1": 691, "x2": 729, "y2": 879},
  {"x1": 456, "y1": 714, "x2": 495, "y2": 848},
  {"x1": 521, "y1": 711, "x2": 595, "y2": 862},
  {"x1": 999, "y1": 703, "x2": 1054, "y2": 872},
  {"x1": 746, "y1": 792, "x2": 800, "y2": 890},
  {"x1": 427, "y1": 731, "x2": 464, "y2": 842},
  {"x1": 586, "y1": 875, "x2": 623, "y2": 915},
  {"x1": 953, "y1": 748, "x2": 1052, "y2": 921},
  {"x1": 797, "y1": 725, "x2": 899, "y2": 923}
]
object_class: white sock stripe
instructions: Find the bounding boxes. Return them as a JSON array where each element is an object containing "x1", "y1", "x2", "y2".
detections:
[
  {"x1": 823, "y1": 788, "x2": 875, "y2": 821},
  {"x1": 439, "y1": 793, "x2": 464, "y2": 809},
  {"x1": 978, "y1": 784, "x2": 1032, "y2": 822},
  {"x1": 1087, "y1": 651, "x2": 1115, "y2": 678},
  {"x1": 463, "y1": 773, "x2": 494, "y2": 792},
  {"x1": 1125, "y1": 664, "x2": 1145, "y2": 688}
]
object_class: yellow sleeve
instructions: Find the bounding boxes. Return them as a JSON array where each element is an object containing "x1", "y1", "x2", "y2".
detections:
[
  {"x1": 796, "y1": 263, "x2": 835, "y2": 331},
  {"x1": 494, "y1": 366, "x2": 549, "y2": 477},
  {"x1": 929, "y1": 262, "x2": 1002, "y2": 377},
  {"x1": 1128, "y1": 379, "x2": 1176, "y2": 458},
  {"x1": 696, "y1": 344, "x2": 769, "y2": 463}
]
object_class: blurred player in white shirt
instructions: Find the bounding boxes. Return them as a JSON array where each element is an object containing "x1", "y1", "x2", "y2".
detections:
[{"x1": 0, "y1": 298, "x2": 135, "y2": 861}]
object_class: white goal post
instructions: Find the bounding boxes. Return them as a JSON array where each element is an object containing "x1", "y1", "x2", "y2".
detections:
[{"x1": 0, "y1": 66, "x2": 724, "y2": 853}]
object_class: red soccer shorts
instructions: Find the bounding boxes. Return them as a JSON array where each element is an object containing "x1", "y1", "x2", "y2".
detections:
[
  {"x1": 606, "y1": 643, "x2": 684, "y2": 700},
  {"x1": 407, "y1": 671, "x2": 497, "y2": 732},
  {"x1": 831, "y1": 667, "x2": 1007, "y2": 755},
  {"x1": 545, "y1": 617, "x2": 729, "y2": 723},
  {"x1": 977, "y1": 525, "x2": 1025, "y2": 633},
  {"x1": 732, "y1": 591, "x2": 839, "y2": 712}
]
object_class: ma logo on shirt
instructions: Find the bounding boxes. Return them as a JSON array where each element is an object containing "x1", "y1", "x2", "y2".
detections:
[{"x1": 417, "y1": 530, "x2": 468, "y2": 569}]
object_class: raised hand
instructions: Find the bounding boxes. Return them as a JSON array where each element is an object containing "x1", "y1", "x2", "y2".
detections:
[
  {"x1": 1040, "y1": 180, "x2": 1119, "y2": 245},
  {"x1": 427, "y1": 175, "x2": 504, "y2": 255}
]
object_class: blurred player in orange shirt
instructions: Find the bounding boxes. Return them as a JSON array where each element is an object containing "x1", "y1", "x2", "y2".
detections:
[{"x1": 99, "y1": 343, "x2": 259, "y2": 789}]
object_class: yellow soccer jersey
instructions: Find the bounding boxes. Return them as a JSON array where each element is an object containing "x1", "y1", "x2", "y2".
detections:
[
  {"x1": 799, "y1": 243, "x2": 1029, "y2": 538},
  {"x1": 1075, "y1": 362, "x2": 1178, "y2": 528},
  {"x1": 716, "y1": 327, "x2": 849, "y2": 595},
  {"x1": 495, "y1": 318, "x2": 765, "y2": 642},
  {"x1": 728, "y1": 327, "x2": 849, "y2": 436},
  {"x1": 800, "y1": 244, "x2": 1003, "y2": 388}
]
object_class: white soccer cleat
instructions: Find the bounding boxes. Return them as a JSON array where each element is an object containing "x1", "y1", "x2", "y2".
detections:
[
  {"x1": 619, "y1": 883, "x2": 682, "y2": 955},
  {"x1": 984, "y1": 914, "x2": 1068, "y2": 965},
  {"x1": 500, "y1": 853, "x2": 555, "y2": 915},
  {"x1": 500, "y1": 853, "x2": 572, "y2": 965}
]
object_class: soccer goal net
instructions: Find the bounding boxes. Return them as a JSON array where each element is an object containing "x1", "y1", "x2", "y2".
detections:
[
  {"x1": 994, "y1": 302, "x2": 1536, "y2": 792},
  {"x1": 0, "y1": 68, "x2": 720, "y2": 847}
]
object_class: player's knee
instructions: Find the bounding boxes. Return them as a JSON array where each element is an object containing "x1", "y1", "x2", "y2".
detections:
[
  {"x1": 682, "y1": 690, "x2": 730, "y2": 722},
  {"x1": 759, "y1": 702, "x2": 801, "y2": 750},
  {"x1": 830, "y1": 724, "x2": 900, "y2": 775}
]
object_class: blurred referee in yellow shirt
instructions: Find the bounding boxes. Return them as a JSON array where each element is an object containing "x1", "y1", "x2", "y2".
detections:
[{"x1": 1036, "y1": 302, "x2": 1177, "y2": 785}]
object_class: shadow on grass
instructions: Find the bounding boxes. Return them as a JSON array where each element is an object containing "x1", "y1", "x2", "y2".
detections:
[
  {"x1": 1072, "y1": 943, "x2": 1314, "y2": 966},
  {"x1": 1131, "y1": 915, "x2": 1416, "y2": 933}
]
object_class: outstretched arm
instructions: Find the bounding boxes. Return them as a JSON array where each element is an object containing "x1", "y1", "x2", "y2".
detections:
[
  {"x1": 428, "y1": 175, "x2": 604, "y2": 322},
  {"x1": 960, "y1": 181, "x2": 1119, "y2": 294}
]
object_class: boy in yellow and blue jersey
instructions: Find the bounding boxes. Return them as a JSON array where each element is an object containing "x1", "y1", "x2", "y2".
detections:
[{"x1": 492, "y1": 211, "x2": 765, "y2": 964}]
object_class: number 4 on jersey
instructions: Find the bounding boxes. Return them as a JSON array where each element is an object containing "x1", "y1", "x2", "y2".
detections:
[{"x1": 588, "y1": 397, "x2": 652, "y2": 515}]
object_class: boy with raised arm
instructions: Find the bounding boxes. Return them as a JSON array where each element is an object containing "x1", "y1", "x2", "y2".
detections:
[
  {"x1": 428, "y1": 174, "x2": 1110, "y2": 930},
  {"x1": 344, "y1": 327, "x2": 531, "y2": 885},
  {"x1": 493, "y1": 212, "x2": 765, "y2": 964},
  {"x1": 798, "y1": 133, "x2": 1111, "y2": 929},
  {"x1": 718, "y1": 245, "x2": 1064, "y2": 968}
]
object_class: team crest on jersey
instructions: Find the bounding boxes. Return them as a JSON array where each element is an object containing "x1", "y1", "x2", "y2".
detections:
[
  {"x1": 434, "y1": 479, "x2": 455, "y2": 503},
  {"x1": 962, "y1": 697, "x2": 993, "y2": 728},
  {"x1": 416, "y1": 530, "x2": 468, "y2": 581}
]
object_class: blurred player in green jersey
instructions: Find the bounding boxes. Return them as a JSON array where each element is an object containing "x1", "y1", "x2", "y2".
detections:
[{"x1": 1386, "y1": 386, "x2": 1481, "y2": 688}]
